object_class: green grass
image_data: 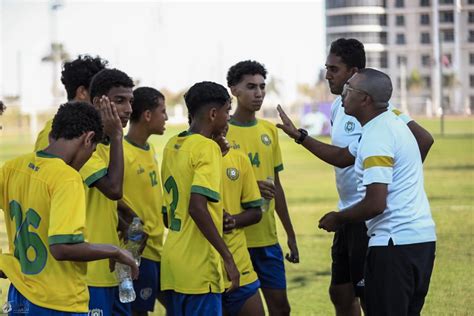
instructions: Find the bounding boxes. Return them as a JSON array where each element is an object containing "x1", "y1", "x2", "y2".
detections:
[{"x1": 0, "y1": 117, "x2": 473, "y2": 315}]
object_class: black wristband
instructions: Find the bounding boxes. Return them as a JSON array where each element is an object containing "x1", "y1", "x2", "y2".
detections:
[{"x1": 295, "y1": 128, "x2": 308, "y2": 144}]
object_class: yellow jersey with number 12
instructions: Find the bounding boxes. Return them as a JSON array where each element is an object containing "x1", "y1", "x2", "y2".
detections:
[
  {"x1": 122, "y1": 137, "x2": 164, "y2": 262},
  {"x1": 226, "y1": 118, "x2": 283, "y2": 248},
  {"x1": 222, "y1": 149, "x2": 262, "y2": 287},
  {"x1": 160, "y1": 131, "x2": 224, "y2": 294},
  {"x1": 0, "y1": 151, "x2": 88, "y2": 312}
]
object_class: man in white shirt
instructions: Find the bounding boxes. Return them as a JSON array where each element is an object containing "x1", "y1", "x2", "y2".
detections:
[
  {"x1": 318, "y1": 68, "x2": 436, "y2": 315},
  {"x1": 277, "y1": 38, "x2": 434, "y2": 316}
]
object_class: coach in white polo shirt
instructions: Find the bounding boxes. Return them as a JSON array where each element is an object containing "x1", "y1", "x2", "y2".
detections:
[{"x1": 318, "y1": 68, "x2": 436, "y2": 316}]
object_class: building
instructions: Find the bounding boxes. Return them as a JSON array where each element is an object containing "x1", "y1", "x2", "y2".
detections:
[{"x1": 326, "y1": 0, "x2": 474, "y2": 115}]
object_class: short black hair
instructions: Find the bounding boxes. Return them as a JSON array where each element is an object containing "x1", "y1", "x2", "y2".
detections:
[
  {"x1": 89, "y1": 68, "x2": 134, "y2": 101},
  {"x1": 226, "y1": 60, "x2": 267, "y2": 87},
  {"x1": 329, "y1": 38, "x2": 366, "y2": 69},
  {"x1": 0, "y1": 101, "x2": 5, "y2": 115},
  {"x1": 50, "y1": 101, "x2": 103, "y2": 143},
  {"x1": 61, "y1": 55, "x2": 108, "y2": 100},
  {"x1": 184, "y1": 81, "x2": 230, "y2": 120},
  {"x1": 130, "y1": 87, "x2": 165, "y2": 123}
]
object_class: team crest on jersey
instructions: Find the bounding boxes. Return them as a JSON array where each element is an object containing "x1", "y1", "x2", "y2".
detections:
[
  {"x1": 89, "y1": 308, "x2": 103, "y2": 316},
  {"x1": 140, "y1": 287, "x2": 153, "y2": 300},
  {"x1": 261, "y1": 134, "x2": 271, "y2": 146},
  {"x1": 226, "y1": 168, "x2": 239, "y2": 181},
  {"x1": 137, "y1": 164, "x2": 145, "y2": 175},
  {"x1": 344, "y1": 121, "x2": 355, "y2": 133}
]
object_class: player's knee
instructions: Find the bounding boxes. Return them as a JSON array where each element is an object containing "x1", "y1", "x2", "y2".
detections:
[{"x1": 329, "y1": 284, "x2": 355, "y2": 308}]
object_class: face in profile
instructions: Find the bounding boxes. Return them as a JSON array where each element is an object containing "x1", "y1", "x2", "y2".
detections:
[
  {"x1": 325, "y1": 54, "x2": 356, "y2": 96},
  {"x1": 149, "y1": 98, "x2": 168, "y2": 135},
  {"x1": 212, "y1": 100, "x2": 231, "y2": 136}
]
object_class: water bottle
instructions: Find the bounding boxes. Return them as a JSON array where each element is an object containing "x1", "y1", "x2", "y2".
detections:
[
  {"x1": 127, "y1": 217, "x2": 144, "y2": 266},
  {"x1": 261, "y1": 176, "x2": 274, "y2": 212},
  {"x1": 116, "y1": 262, "x2": 136, "y2": 303}
]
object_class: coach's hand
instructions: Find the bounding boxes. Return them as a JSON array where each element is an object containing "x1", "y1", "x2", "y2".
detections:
[
  {"x1": 276, "y1": 104, "x2": 300, "y2": 140},
  {"x1": 110, "y1": 248, "x2": 139, "y2": 280},
  {"x1": 99, "y1": 95, "x2": 123, "y2": 139},
  {"x1": 285, "y1": 235, "x2": 300, "y2": 264},
  {"x1": 257, "y1": 180, "x2": 276, "y2": 200},
  {"x1": 318, "y1": 211, "x2": 341, "y2": 232},
  {"x1": 224, "y1": 256, "x2": 240, "y2": 293}
]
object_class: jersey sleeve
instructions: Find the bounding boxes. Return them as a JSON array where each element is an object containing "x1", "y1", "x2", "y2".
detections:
[
  {"x1": 387, "y1": 102, "x2": 412, "y2": 124},
  {"x1": 360, "y1": 130, "x2": 395, "y2": 186},
  {"x1": 79, "y1": 151, "x2": 108, "y2": 187},
  {"x1": 48, "y1": 177, "x2": 86, "y2": 245},
  {"x1": 273, "y1": 128, "x2": 284, "y2": 173},
  {"x1": 240, "y1": 156, "x2": 263, "y2": 209},
  {"x1": 190, "y1": 141, "x2": 222, "y2": 202}
]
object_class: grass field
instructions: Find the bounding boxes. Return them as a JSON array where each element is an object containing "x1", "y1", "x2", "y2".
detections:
[{"x1": 0, "y1": 117, "x2": 472, "y2": 315}]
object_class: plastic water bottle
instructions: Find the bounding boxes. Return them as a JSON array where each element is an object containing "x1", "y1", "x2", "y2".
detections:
[
  {"x1": 261, "y1": 176, "x2": 274, "y2": 212},
  {"x1": 116, "y1": 262, "x2": 136, "y2": 303},
  {"x1": 127, "y1": 217, "x2": 144, "y2": 266},
  {"x1": 116, "y1": 217, "x2": 144, "y2": 303}
]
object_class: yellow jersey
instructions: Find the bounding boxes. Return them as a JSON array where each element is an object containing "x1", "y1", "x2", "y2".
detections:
[
  {"x1": 0, "y1": 151, "x2": 88, "y2": 312},
  {"x1": 160, "y1": 131, "x2": 224, "y2": 294},
  {"x1": 122, "y1": 137, "x2": 164, "y2": 262},
  {"x1": 34, "y1": 119, "x2": 53, "y2": 151},
  {"x1": 222, "y1": 149, "x2": 262, "y2": 287},
  {"x1": 79, "y1": 143, "x2": 120, "y2": 287},
  {"x1": 226, "y1": 118, "x2": 284, "y2": 247}
]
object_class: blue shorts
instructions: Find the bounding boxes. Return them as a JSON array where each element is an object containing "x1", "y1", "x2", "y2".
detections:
[
  {"x1": 248, "y1": 244, "x2": 287, "y2": 289},
  {"x1": 7, "y1": 284, "x2": 87, "y2": 315},
  {"x1": 222, "y1": 280, "x2": 260, "y2": 316},
  {"x1": 88, "y1": 286, "x2": 131, "y2": 316},
  {"x1": 164, "y1": 291, "x2": 222, "y2": 316},
  {"x1": 132, "y1": 258, "x2": 161, "y2": 312}
]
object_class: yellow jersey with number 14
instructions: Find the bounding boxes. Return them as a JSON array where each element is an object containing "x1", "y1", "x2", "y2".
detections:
[
  {"x1": 226, "y1": 118, "x2": 284, "y2": 248},
  {"x1": 122, "y1": 137, "x2": 164, "y2": 262},
  {"x1": 0, "y1": 151, "x2": 88, "y2": 313},
  {"x1": 222, "y1": 149, "x2": 262, "y2": 288},
  {"x1": 160, "y1": 131, "x2": 224, "y2": 294}
]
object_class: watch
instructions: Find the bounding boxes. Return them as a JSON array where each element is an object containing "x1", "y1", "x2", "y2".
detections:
[{"x1": 295, "y1": 128, "x2": 308, "y2": 144}]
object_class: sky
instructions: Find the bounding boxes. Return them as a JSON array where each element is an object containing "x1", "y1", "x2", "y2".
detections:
[{"x1": 1, "y1": 0, "x2": 326, "y2": 111}]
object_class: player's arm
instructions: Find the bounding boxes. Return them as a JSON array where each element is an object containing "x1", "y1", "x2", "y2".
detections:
[
  {"x1": 276, "y1": 105, "x2": 354, "y2": 168},
  {"x1": 93, "y1": 97, "x2": 124, "y2": 200},
  {"x1": 49, "y1": 242, "x2": 138, "y2": 279},
  {"x1": 224, "y1": 208, "x2": 262, "y2": 233},
  {"x1": 117, "y1": 200, "x2": 148, "y2": 253},
  {"x1": 319, "y1": 183, "x2": 387, "y2": 232},
  {"x1": 189, "y1": 193, "x2": 240, "y2": 291},
  {"x1": 407, "y1": 121, "x2": 434, "y2": 162},
  {"x1": 274, "y1": 172, "x2": 299, "y2": 264}
]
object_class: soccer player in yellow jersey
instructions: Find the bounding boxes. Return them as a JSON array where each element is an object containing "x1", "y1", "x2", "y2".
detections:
[
  {"x1": 119, "y1": 87, "x2": 168, "y2": 315},
  {"x1": 213, "y1": 131, "x2": 265, "y2": 316},
  {"x1": 226, "y1": 60, "x2": 299, "y2": 316},
  {"x1": 34, "y1": 55, "x2": 108, "y2": 151},
  {"x1": 161, "y1": 81, "x2": 239, "y2": 316},
  {"x1": 0, "y1": 102, "x2": 137, "y2": 315},
  {"x1": 78, "y1": 68, "x2": 135, "y2": 315}
]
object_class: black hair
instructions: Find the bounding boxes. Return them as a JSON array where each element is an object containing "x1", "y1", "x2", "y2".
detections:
[
  {"x1": 50, "y1": 101, "x2": 103, "y2": 143},
  {"x1": 89, "y1": 68, "x2": 134, "y2": 101},
  {"x1": 226, "y1": 60, "x2": 267, "y2": 87},
  {"x1": 184, "y1": 81, "x2": 230, "y2": 120},
  {"x1": 130, "y1": 87, "x2": 165, "y2": 123},
  {"x1": 61, "y1": 55, "x2": 108, "y2": 100},
  {"x1": 329, "y1": 38, "x2": 366, "y2": 69},
  {"x1": 0, "y1": 101, "x2": 5, "y2": 115}
]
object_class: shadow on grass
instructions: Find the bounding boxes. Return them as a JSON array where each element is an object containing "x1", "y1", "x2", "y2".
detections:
[{"x1": 288, "y1": 269, "x2": 332, "y2": 291}]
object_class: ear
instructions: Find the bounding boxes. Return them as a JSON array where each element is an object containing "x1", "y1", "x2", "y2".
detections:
[
  {"x1": 209, "y1": 107, "x2": 218, "y2": 122},
  {"x1": 143, "y1": 109, "x2": 152, "y2": 122},
  {"x1": 230, "y1": 86, "x2": 238, "y2": 97},
  {"x1": 75, "y1": 86, "x2": 89, "y2": 102},
  {"x1": 83, "y1": 131, "x2": 96, "y2": 147},
  {"x1": 92, "y1": 96, "x2": 100, "y2": 108}
]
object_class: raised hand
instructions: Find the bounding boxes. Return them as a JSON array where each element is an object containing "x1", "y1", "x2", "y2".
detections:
[
  {"x1": 276, "y1": 104, "x2": 300, "y2": 140},
  {"x1": 99, "y1": 95, "x2": 122, "y2": 140}
]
